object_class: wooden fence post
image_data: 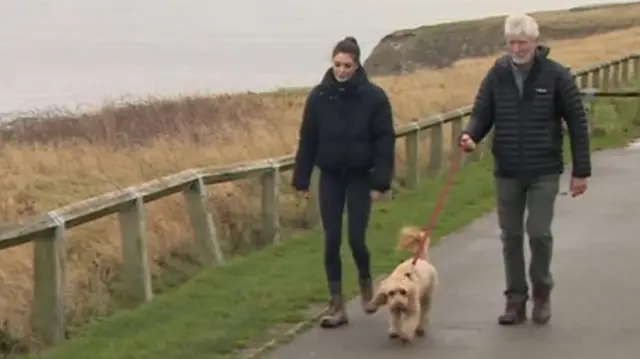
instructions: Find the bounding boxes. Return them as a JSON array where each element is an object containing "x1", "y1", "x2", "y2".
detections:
[
  {"x1": 582, "y1": 88, "x2": 597, "y2": 135},
  {"x1": 633, "y1": 56, "x2": 640, "y2": 125},
  {"x1": 592, "y1": 68, "x2": 601, "y2": 119},
  {"x1": 184, "y1": 172, "x2": 225, "y2": 266},
  {"x1": 428, "y1": 121, "x2": 444, "y2": 177},
  {"x1": 118, "y1": 191, "x2": 153, "y2": 306},
  {"x1": 32, "y1": 212, "x2": 66, "y2": 345},
  {"x1": 260, "y1": 162, "x2": 280, "y2": 244},
  {"x1": 579, "y1": 73, "x2": 589, "y2": 89},
  {"x1": 404, "y1": 121, "x2": 420, "y2": 189},
  {"x1": 599, "y1": 66, "x2": 608, "y2": 91},
  {"x1": 450, "y1": 116, "x2": 462, "y2": 156},
  {"x1": 621, "y1": 58, "x2": 629, "y2": 86}
]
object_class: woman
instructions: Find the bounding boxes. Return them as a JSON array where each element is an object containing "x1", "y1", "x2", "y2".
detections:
[{"x1": 292, "y1": 36, "x2": 396, "y2": 329}]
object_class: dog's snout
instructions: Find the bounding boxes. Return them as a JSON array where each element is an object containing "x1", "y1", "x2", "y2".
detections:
[{"x1": 390, "y1": 301, "x2": 407, "y2": 313}]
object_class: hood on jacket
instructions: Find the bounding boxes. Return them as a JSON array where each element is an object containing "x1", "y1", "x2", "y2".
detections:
[{"x1": 318, "y1": 65, "x2": 369, "y2": 97}]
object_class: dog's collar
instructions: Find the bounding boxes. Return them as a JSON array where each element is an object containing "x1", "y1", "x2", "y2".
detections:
[{"x1": 404, "y1": 268, "x2": 420, "y2": 281}]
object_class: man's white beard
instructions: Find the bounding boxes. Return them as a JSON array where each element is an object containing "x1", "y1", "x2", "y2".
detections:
[
  {"x1": 511, "y1": 55, "x2": 531, "y2": 65},
  {"x1": 511, "y1": 50, "x2": 535, "y2": 65}
]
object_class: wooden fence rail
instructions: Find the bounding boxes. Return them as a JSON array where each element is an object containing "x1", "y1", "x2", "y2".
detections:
[{"x1": 1, "y1": 53, "x2": 639, "y2": 345}]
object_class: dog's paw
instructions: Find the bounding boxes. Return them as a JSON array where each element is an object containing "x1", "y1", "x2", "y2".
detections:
[
  {"x1": 364, "y1": 304, "x2": 378, "y2": 315},
  {"x1": 415, "y1": 327, "x2": 425, "y2": 337},
  {"x1": 388, "y1": 330, "x2": 399, "y2": 339},
  {"x1": 398, "y1": 332, "x2": 413, "y2": 344}
]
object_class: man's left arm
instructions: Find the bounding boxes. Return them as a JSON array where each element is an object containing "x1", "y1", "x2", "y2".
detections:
[
  {"x1": 556, "y1": 68, "x2": 591, "y2": 178},
  {"x1": 371, "y1": 90, "x2": 396, "y2": 193}
]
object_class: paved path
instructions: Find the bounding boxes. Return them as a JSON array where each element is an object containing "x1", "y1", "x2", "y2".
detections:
[{"x1": 263, "y1": 146, "x2": 640, "y2": 359}]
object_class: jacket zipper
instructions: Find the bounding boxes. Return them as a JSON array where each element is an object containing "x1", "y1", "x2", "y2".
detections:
[{"x1": 510, "y1": 75, "x2": 525, "y2": 178}]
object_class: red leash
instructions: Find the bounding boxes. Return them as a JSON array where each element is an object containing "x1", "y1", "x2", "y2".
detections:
[{"x1": 411, "y1": 147, "x2": 466, "y2": 265}]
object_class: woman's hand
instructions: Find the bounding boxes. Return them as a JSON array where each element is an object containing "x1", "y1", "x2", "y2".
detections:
[{"x1": 297, "y1": 190, "x2": 311, "y2": 200}]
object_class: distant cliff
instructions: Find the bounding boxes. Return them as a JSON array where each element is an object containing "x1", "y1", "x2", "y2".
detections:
[{"x1": 363, "y1": 2, "x2": 640, "y2": 76}]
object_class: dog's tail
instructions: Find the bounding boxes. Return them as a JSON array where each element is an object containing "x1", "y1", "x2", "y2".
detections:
[{"x1": 397, "y1": 225, "x2": 431, "y2": 259}]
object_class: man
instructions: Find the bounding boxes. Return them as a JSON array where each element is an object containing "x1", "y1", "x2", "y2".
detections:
[{"x1": 459, "y1": 14, "x2": 591, "y2": 326}]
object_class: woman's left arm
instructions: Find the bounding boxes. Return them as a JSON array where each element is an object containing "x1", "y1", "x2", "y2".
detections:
[{"x1": 371, "y1": 89, "x2": 396, "y2": 192}]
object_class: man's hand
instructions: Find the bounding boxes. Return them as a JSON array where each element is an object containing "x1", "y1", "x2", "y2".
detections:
[
  {"x1": 570, "y1": 177, "x2": 587, "y2": 197},
  {"x1": 370, "y1": 190, "x2": 383, "y2": 201},
  {"x1": 459, "y1": 133, "x2": 477, "y2": 153}
]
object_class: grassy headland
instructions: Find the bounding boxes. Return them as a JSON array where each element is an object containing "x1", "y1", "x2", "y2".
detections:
[
  {"x1": 363, "y1": 1, "x2": 640, "y2": 75},
  {"x1": 0, "y1": 6, "x2": 638, "y2": 352}
]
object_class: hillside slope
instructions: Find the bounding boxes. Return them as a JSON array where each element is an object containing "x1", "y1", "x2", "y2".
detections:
[{"x1": 363, "y1": 1, "x2": 640, "y2": 75}]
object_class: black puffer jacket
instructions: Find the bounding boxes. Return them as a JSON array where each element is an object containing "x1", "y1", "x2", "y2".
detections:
[
  {"x1": 292, "y1": 66, "x2": 396, "y2": 191},
  {"x1": 464, "y1": 45, "x2": 591, "y2": 179}
]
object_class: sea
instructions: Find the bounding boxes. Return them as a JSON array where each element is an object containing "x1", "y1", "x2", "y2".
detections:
[{"x1": 0, "y1": 0, "x2": 633, "y2": 117}]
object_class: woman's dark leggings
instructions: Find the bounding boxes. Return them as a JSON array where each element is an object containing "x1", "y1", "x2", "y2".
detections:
[{"x1": 319, "y1": 170, "x2": 372, "y2": 297}]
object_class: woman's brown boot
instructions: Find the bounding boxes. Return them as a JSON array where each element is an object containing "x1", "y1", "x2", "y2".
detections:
[
  {"x1": 360, "y1": 279, "x2": 373, "y2": 308},
  {"x1": 359, "y1": 279, "x2": 374, "y2": 312},
  {"x1": 319, "y1": 295, "x2": 349, "y2": 328}
]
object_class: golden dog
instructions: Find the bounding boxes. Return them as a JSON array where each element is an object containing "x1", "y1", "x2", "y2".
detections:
[{"x1": 364, "y1": 226, "x2": 438, "y2": 343}]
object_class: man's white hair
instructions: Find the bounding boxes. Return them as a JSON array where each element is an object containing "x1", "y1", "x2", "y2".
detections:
[{"x1": 504, "y1": 14, "x2": 540, "y2": 39}]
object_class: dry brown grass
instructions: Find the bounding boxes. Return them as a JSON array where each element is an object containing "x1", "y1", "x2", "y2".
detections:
[{"x1": 0, "y1": 26, "x2": 638, "y2": 345}]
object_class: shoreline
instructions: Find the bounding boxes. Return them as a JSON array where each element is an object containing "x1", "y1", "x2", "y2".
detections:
[{"x1": 3, "y1": 1, "x2": 637, "y2": 120}]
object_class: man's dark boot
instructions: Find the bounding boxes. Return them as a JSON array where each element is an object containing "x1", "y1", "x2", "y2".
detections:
[
  {"x1": 319, "y1": 295, "x2": 349, "y2": 329},
  {"x1": 532, "y1": 286, "x2": 551, "y2": 325},
  {"x1": 498, "y1": 298, "x2": 527, "y2": 325}
]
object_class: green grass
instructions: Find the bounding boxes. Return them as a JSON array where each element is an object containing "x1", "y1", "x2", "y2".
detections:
[{"x1": 23, "y1": 94, "x2": 640, "y2": 359}]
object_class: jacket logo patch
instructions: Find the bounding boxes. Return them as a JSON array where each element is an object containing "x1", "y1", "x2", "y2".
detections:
[{"x1": 535, "y1": 88, "x2": 549, "y2": 94}]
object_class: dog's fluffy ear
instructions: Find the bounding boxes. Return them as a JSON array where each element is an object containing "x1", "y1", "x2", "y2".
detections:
[
  {"x1": 370, "y1": 281, "x2": 389, "y2": 307},
  {"x1": 371, "y1": 291, "x2": 388, "y2": 307},
  {"x1": 397, "y1": 226, "x2": 430, "y2": 251}
]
